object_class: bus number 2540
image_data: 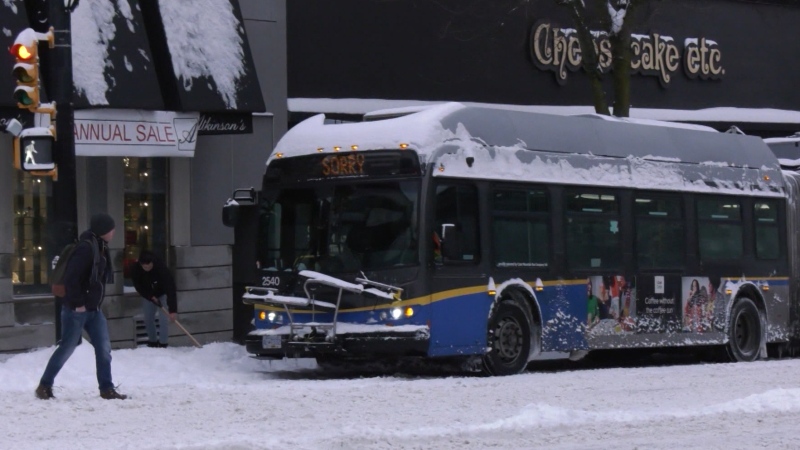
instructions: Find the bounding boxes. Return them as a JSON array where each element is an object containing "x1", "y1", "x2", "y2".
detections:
[{"x1": 261, "y1": 276, "x2": 280, "y2": 287}]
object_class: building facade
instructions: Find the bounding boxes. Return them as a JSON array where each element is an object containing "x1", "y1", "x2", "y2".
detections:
[
  {"x1": 286, "y1": 0, "x2": 800, "y2": 137},
  {"x1": 0, "y1": 0, "x2": 287, "y2": 352},
  {"x1": 5, "y1": 0, "x2": 799, "y2": 353}
]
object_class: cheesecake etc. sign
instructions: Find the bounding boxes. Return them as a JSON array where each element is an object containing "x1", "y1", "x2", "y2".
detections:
[{"x1": 530, "y1": 21, "x2": 724, "y2": 87}]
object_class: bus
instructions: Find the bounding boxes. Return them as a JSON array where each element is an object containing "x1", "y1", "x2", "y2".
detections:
[{"x1": 222, "y1": 102, "x2": 799, "y2": 375}]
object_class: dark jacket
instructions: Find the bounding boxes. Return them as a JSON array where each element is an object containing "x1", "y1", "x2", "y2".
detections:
[
  {"x1": 63, "y1": 230, "x2": 113, "y2": 311},
  {"x1": 131, "y1": 255, "x2": 178, "y2": 313}
]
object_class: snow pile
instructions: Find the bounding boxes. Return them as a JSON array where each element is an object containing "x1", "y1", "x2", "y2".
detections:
[{"x1": 2, "y1": 342, "x2": 800, "y2": 449}]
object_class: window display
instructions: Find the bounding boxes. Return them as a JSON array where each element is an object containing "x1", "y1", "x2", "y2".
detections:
[
  {"x1": 12, "y1": 172, "x2": 51, "y2": 295},
  {"x1": 123, "y1": 157, "x2": 168, "y2": 288}
]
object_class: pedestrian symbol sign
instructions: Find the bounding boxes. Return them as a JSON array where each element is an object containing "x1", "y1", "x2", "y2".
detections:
[
  {"x1": 24, "y1": 140, "x2": 38, "y2": 164},
  {"x1": 13, "y1": 126, "x2": 55, "y2": 172}
]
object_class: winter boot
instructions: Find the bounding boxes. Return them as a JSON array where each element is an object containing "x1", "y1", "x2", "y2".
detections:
[
  {"x1": 100, "y1": 387, "x2": 128, "y2": 400},
  {"x1": 157, "y1": 343, "x2": 168, "y2": 348},
  {"x1": 35, "y1": 384, "x2": 55, "y2": 400},
  {"x1": 146, "y1": 341, "x2": 158, "y2": 348}
]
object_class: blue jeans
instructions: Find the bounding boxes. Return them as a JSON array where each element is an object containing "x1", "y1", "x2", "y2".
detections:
[
  {"x1": 39, "y1": 308, "x2": 114, "y2": 391},
  {"x1": 142, "y1": 295, "x2": 169, "y2": 345}
]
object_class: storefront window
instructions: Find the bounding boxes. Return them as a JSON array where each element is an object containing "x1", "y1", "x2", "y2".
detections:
[
  {"x1": 12, "y1": 172, "x2": 52, "y2": 295},
  {"x1": 123, "y1": 157, "x2": 168, "y2": 288}
]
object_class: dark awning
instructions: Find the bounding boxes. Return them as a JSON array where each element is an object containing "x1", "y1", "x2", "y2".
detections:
[
  {"x1": 138, "y1": 0, "x2": 265, "y2": 113},
  {"x1": 70, "y1": 0, "x2": 164, "y2": 110},
  {"x1": 2, "y1": 0, "x2": 264, "y2": 121}
]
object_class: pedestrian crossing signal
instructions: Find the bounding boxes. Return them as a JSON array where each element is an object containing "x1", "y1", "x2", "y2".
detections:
[{"x1": 13, "y1": 126, "x2": 55, "y2": 172}]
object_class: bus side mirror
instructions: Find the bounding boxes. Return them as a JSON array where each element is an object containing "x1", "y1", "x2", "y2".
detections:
[
  {"x1": 223, "y1": 188, "x2": 256, "y2": 227},
  {"x1": 222, "y1": 200, "x2": 239, "y2": 227}
]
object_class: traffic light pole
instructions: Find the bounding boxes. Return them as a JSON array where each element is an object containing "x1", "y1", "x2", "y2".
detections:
[{"x1": 48, "y1": 2, "x2": 77, "y2": 342}]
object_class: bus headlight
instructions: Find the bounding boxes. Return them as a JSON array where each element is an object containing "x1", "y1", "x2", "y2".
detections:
[
  {"x1": 259, "y1": 311, "x2": 280, "y2": 323},
  {"x1": 391, "y1": 307, "x2": 403, "y2": 320}
]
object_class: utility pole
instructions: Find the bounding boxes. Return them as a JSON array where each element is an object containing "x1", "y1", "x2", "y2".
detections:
[{"x1": 48, "y1": 1, "x2": 78, "y2": 342}]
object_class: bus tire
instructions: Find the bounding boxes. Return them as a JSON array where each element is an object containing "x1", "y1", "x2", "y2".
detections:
[
  {"x1": 483, "y1": 295, "x2": 532, "y2": 376},
  {"x1": 725, "y1": 297, "x2": 762, "y2": 362}
]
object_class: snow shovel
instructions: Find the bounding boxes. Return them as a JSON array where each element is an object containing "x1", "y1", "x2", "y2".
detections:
[{"x1": 160, "y1": 305, "x2": 203, "y2": 348}]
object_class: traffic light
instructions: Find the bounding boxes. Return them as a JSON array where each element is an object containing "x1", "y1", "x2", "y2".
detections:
[
  {"x1": 9, "y1": 27, "x2": 53, "y2": 111},
  {"x1": 13, "y1": 126, "x2": 56, "y2": 173},
  {"x1": 9, "y1": 27, "x2": 57, "y2": 177}
]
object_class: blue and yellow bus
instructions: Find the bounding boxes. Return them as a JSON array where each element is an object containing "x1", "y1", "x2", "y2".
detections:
[{"x1": 223, "y1": 102, "x2": 798, "y2": 375}]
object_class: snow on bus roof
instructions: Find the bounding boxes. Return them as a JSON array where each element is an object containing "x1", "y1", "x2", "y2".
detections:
[
  {"x1": 437, "y1": 105, "x2": 777, "y2": 168},
  {"x1": 273, "y1": 102, "x2": 464, "y2": 159},
  {"x1": 363, "y1": 105, "x2": 437, "y2": 120},
  {"x1": 361, "y1": 103, "x2": 720, "y2": 131},
  {"x1": 573, "y1": 113, "x2": 719, "y2": 133},
  {"x1": 277, "y1": 102, "x2": 771, "y2": 162},
  {"x1": 272, "y1": 102, "x2": 785, "y2": 196}
]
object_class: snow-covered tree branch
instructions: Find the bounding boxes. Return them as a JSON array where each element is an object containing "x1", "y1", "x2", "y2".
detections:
[{"x1": 556, "y1": 0, "x2": 646, "y2": 117}]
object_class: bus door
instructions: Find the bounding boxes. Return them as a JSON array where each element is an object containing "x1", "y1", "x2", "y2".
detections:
[{"x1": 428, "y1": 181, "x2": 489, "y2": 356}]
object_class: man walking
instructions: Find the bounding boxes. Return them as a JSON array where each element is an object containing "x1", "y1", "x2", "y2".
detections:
[
  {"x1": 35, "y1": 213, "x2": 127, "y2": 400},
  {"x1": 131, "y1": 250, "x2": 178, "y2": 348}
]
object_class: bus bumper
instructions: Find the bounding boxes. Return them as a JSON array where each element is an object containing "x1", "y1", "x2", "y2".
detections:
[{"x1": 245, "y1": 328, "x2": 430, "y2": 359}]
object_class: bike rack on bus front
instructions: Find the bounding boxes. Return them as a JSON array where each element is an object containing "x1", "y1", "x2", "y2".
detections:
[
  {"x1": 243, "y1": 270, "x2": 403, "y2": 349},
  {"x1": 300, "y1": 274, "x2": 365, "y2": 339}
]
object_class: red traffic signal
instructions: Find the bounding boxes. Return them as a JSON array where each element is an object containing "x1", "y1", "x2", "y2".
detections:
[{"x1": 10, "y1": 42, "x2": 35, "y2": 61}]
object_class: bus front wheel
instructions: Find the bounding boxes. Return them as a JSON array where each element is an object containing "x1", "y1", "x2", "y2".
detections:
[
  {"x1": 726, "y1": 297, "x2": 762, "y2": 362},
  {"x1": 483, "y1": 296, "x2": 532, "y2": 376}
]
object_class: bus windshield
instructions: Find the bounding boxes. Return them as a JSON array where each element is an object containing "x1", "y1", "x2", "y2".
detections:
[{"x1": 257, "y1": 180, "x2": 419, "y2": 273}]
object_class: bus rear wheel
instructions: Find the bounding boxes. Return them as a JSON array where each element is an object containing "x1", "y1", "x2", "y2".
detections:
[
  {"x1": 483, "y1": 296, "x2": 532, "y2": 376},
  {"x1": 726, "y1": 297, "x2": 762, "y2": 362}
]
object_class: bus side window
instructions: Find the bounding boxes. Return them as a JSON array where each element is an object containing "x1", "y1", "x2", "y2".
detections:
[
  {"x1": 565, "y1": 191, "x2": 621, "y2": 270},
  {"x1": 754, "y1": 199, "x2": 779, "y2": 260},
  {"x1": 434, "y1": 183, "x2": 479, "y2": 264},
  {"x1": 697, "y1": 196, "x2": 742, "y2": 260}
]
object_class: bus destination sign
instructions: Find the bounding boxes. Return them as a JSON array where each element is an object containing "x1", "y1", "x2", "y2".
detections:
[
  {"x1": 321, "y1": 154, "x2": 365, "y2": 177},
  {"x1": 265, "y1": 150, "x2": 421, "y2": 183}
]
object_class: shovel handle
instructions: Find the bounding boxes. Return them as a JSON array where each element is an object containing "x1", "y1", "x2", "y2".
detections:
[{"x1": 161, "y1": 306, "x2": 203, "y2": 348}]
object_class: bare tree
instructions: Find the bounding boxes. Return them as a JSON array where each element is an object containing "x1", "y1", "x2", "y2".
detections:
[{"x1": 557, "y1": 0, "x2": 644, "y2": 117}]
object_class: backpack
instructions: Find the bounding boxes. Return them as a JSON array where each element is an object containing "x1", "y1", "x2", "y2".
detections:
[{"x1": 50, "y1": 240, "x2": 86, "y2": 298}]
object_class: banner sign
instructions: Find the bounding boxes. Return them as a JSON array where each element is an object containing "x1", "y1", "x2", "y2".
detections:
[
  {"x1": 197, "y1": 113, "x2": 253, "y2": 135},
  {"x1": 74, "y1": 109, "x2": 200, "y2": 157}
]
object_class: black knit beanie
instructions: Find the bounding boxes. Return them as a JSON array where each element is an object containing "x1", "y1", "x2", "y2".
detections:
[{"x1": 90, "y1": 213, "x2": 115, "y2": 236}]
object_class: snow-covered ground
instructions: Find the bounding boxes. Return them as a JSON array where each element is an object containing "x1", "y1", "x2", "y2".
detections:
[{"x1": 2, "y1": 341, "x2": 800, "y2": 449}]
